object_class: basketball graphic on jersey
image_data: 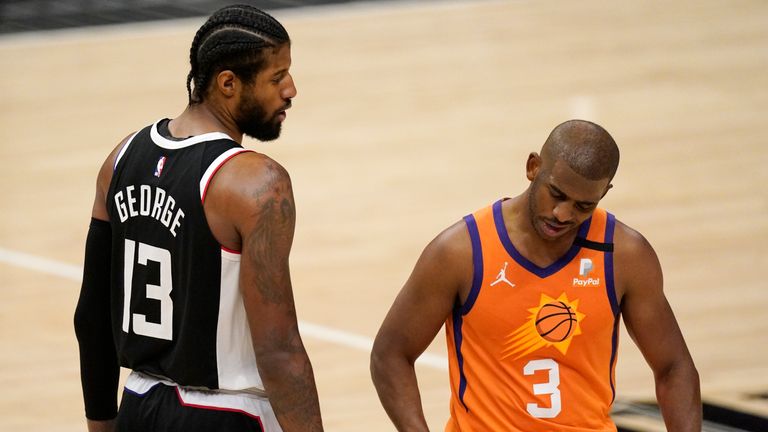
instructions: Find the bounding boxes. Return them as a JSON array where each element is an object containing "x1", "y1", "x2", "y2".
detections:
[
  {"x1": 535, "y1": 301, "x2": 577, "y2": 342},
  {"x1": 501, "y1": 293, "x2": 586, "y2": 360}
]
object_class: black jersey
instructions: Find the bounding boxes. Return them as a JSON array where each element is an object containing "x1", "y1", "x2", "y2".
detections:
[{"x1": 107, "y1": 119, "x2": 263, "y2": 391}]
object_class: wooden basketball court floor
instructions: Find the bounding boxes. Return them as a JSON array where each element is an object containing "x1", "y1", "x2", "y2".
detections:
[{"x1": 1, "y1": 0, "x2": 766, "y2": 430}]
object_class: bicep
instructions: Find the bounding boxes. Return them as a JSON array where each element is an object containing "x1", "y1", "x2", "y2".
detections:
[
  {"x1": 374, "y1": 224, "x2": 471, "y2": 362},
  {"x1": 618, "y1": 229, "x2": 689, "y2": 375},
  {"x1": 232, "y1": 159, "x2": 300, "y2": 349}
]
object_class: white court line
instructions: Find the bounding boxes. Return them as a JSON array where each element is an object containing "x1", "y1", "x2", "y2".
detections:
[
  {"x1": 0, "y1": 247, "x2": 84, "y2": 280},
  {"x1": 0, "y1": 246, "x2": 448, "y2": 371}
]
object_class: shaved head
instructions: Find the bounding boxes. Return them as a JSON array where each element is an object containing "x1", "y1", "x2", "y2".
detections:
[{"x1": 541, "y1": 120, "x2": 619, "y2": 181}]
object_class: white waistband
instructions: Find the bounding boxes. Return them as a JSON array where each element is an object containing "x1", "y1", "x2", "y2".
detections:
[{"x1": 125, "y1": 371, "x2": 281, "y2": 429}]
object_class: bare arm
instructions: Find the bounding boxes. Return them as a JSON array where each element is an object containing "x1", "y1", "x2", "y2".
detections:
[
  {"x1": 371, "y1": 221, "x2": 472, "y2": 431},
  {"x1": 615, "y1": 222, "x2": 701, "y2": 431},
  {"x1": 207, "y1": 153, "x2": 323, "y2": 431}
]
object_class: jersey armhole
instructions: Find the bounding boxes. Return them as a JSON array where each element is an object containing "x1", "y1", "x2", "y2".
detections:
[{"x1": 458, "y1": 214, "x2": 484, "y2": 316}]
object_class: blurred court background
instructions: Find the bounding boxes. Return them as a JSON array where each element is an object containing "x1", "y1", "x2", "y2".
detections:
[{"x1": 1, "y1": 0, "x2": 767, "y2": 430}]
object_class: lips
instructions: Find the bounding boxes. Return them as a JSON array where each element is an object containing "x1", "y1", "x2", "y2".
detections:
[
  {"x1": 541, "y1": 219, "x2": 571, "y2": 237},
  {"x1": 275, "y1": 103, "x2": 291, "y2": 122}
]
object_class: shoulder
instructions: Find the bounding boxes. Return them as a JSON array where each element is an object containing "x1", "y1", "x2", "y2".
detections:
[
  {"x1": 211, "y1": 151, "x2": 293, "y2": 202},
  {"x1": 223, "y1": 151, "x2": 289, "y2": 184},
  {"x1": 97, "y1": 133, "x2": 138, "y2": 192},
  {"x1": 612, "y1": 218, "x2": 663, "y2": 299},
  {"x1": 206, "y1": 151, "x2": 295, "y2": 235},
  {"x1": 413, "y1": 218, "x2": 474, "y2": 297},
  {"x1": 612, "y1": 219, "x2": 657, "y2": 261},
  {"x1": 426, "y1": 219, "x2": 473, "y2": 263}
]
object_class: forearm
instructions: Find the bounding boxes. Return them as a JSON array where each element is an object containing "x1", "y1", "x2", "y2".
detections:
[
  {"x1": 656, "y1": 362, "x2": 701, "y2": 432},
  {"x1": 74, "y1": 218, "x2": 120, "y2": 420},
  {"x1": 257, "y1": 349, "x2": 324, "y2": 431},
  {"x1": 86, "y1": 419, "x2": 116, "y2": 432},
  {"x1": 370, "y1": 351, "x2": 430, "y2": 432}
]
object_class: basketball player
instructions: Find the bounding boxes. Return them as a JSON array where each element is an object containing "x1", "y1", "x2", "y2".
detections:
[
  {"x1": 74, "y1": 5, "x2": 323, "y2": 432},
  {"x1": 371, "y1": 120, "x2": 700, "y2": 431}
]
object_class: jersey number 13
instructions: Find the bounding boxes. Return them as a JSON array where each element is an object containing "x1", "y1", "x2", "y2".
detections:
[{"x1": 122, "y1": 239, "x2": 173, "y2": 341}]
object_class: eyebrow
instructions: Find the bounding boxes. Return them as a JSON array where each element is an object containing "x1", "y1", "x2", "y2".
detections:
[
  {"x1": 549, "y1": 184, "x2": 597, "y2": 207},
  {"x1": 272, "y1": 69, "x2": 287, "y2": 77}
]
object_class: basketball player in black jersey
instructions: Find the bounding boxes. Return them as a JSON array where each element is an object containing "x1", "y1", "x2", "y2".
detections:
[{"x1": 74, "y1": 5, "x2": 323, "y2": 432}]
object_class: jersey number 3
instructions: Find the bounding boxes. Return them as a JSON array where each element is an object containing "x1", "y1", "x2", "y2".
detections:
[
  {"x1": 122, "y1": 239, "x2": 173, "y2": 341},
  {"x1": 524, "y1": 358, "x2": 562, "y2": 418}
]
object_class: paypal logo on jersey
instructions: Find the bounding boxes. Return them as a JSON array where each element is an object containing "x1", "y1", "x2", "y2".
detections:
[
  {"x1": 579, "y1": 258, "x2": 593, "y2": 277},
  {"x1": 573, "y1": 258, "x2": 600, "y2": 287}
]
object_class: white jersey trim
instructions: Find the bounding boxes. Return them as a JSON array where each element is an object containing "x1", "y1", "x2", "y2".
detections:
[
  {"x1": 199, "y1": 148, "x2": 252, "y2": 202},
  {"x1": 216, "y1": 249, "x2": 263, "y2": 392},
  {"x1": 113, "y1": 131, "x2": 139, "y2": 171},
  {"x1": 150, "y1": 119, "x2": 234, "y2": 150}
]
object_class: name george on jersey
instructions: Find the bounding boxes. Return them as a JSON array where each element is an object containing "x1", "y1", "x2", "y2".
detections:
[{"x1": 114, "y1": 185, "x2": 185, "y2": 237}]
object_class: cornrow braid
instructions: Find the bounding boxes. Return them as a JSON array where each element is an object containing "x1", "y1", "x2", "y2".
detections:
[{"x1": 186, "y1": 4, "x2": 290, "y2": 104}]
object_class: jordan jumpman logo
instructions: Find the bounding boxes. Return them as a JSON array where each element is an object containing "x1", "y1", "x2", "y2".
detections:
[{"x1": 490, "y1": 262, "x2": 515, "y2": 287}]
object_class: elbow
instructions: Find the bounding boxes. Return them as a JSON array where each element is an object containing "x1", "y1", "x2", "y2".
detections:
[
  {"x1": 370, "y1": 343, "x2": 385, "y2": 384},
  {"x1": 655, "y1": 357, "x2": 700, "y2": 393},
  {"x1": 370, "y1": 338, "x2": 407, "y2": 387},
  {"x1": 255, "y1": 344, "x2": 314, "y2": 379},
  {"x1": 73, "y1": 299, "x2": 98, "y2": 343}
]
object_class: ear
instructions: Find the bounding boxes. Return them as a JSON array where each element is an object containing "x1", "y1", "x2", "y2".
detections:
[
  {"x1": 601, "y1": 183, "x2": 613, "y2": 198},
  {"x1": 215, "y1": 70, "x2": 238, "y2": 98},
  {"x1": 526, "y1": 152, "x2": 541, "y2": 181}
]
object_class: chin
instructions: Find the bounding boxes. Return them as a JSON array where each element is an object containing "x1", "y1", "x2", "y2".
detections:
[{"x1": 244, "y1": 125, "x2": 282, "y2": 142}]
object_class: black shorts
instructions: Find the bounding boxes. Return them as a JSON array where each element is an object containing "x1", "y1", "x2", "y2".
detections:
[{"x1": 116, "y1": 383, "x2": 265, "y2": 432}]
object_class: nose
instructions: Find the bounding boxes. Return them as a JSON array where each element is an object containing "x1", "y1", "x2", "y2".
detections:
[
  {"x1": 282, "y1": 74, "x2": 297, "y2": 100},
  {"x1": 552, "y1": 202, "x2": 574, "y2": 224}
]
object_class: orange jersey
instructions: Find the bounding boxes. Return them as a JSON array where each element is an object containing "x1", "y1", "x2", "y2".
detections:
[{"x1": 445, "y1": 199, "x2": 620, "y2": 432}]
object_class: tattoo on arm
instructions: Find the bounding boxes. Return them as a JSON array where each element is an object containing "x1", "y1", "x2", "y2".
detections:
[
  {"x1": 241, "y1": 162, "x2": 323, "y2": 430},
  {"x1": 246, "y1": 169, "x2": 296, "y2": 305}
]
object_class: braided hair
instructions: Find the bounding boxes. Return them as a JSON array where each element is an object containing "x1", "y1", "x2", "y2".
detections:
[{"x1": 186, "y1": 4, "x2": 290, "y2": 104}]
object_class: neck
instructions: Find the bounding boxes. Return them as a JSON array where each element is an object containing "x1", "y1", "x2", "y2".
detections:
[{"x1": 169, "y1": 103, "x2": 243, "y2": 143}]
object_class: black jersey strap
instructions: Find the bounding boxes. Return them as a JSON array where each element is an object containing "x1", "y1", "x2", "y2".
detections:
[{"x1": 574, "y1": 236, "x2": 614, "y2": 252}]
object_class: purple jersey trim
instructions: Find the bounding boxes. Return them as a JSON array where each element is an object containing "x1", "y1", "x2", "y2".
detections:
[
  {"x1": 604, "y1": 211, "x2": 619, "y2": 403},
  {"x1": 608, "y1": 314, "x2": 620, "y2": 403},
  {"x1": 449, "y1": 214, "x2": 484, "y2": 411},
  {"x1": 460, "y1": 214, "x2": 484, "y2": 315},
  {"x1": 451, "y1": 307, "x2": 470, "y2": 411},
  {"x1": 604, "y1": 212, "x2": 619, "y2": 316}
]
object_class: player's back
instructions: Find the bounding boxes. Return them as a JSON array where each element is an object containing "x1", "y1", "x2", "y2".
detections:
[{"x1": 107, "y1": 119, "x2": 262, "y2": 391}]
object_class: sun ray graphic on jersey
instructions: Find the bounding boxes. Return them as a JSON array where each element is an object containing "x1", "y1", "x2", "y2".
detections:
[{"x1": 501, "y1": 292, "x2": 586, "y2": 360}]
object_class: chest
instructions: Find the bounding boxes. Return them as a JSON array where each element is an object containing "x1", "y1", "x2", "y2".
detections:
[{"x1": 464, "y1": 250, "x2": 617, "y2": 346}]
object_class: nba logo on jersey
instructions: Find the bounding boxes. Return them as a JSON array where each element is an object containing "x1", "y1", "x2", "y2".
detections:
[
  {"x1": 154, "y1": 156, "x2": 167, "y2": 177},
  {"x1": 579, "y1": 258, "x2": 593, "y2": 277}
]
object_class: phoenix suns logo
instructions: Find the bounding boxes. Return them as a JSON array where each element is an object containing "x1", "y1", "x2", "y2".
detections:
[{"x1": 501, "y1": 293, "x2": 586, "y2": 360}]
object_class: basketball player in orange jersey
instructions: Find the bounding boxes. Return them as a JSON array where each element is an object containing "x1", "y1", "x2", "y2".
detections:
[
  {"x1": 74, "y1": 5, "x2": 323, "y2": 432},
  {"x1": 371, "y1": 120, "x2": 700, "y2": 431}
]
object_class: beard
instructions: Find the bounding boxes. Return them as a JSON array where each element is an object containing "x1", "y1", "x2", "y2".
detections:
[{"x1": 234, "y1": 93, "x2": 283, "y2": 142}]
